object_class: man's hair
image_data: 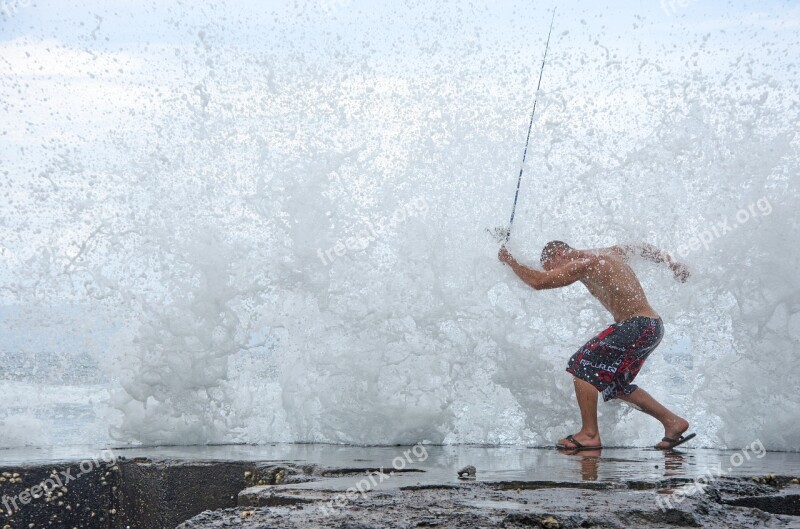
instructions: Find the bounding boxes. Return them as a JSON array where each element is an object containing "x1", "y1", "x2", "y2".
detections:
[{"x1": 540, "y1": 240, "x2": 571, "y2": 264}]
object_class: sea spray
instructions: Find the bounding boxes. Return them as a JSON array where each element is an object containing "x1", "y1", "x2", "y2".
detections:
[{"x1": 0, "y1": 2, "x2": 798, "y2": 449}]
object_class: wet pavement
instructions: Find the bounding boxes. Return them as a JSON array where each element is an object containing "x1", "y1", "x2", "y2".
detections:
[
  {"x1": 2, "y1": 444, "x2": 799, "y2": 528},
  {"x1": 3, "y1": 443, "x2": 798, "y2": 484}
]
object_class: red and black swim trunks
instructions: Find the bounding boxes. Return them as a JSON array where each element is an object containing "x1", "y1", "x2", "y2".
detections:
[{"x1": 566, "y1": 316, "x2": 664, "y2": 402}]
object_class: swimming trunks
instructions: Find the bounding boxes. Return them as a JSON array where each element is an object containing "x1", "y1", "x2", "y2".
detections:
[{"x1": 566, "y1": 316, "x2": 664, "y2": 402}]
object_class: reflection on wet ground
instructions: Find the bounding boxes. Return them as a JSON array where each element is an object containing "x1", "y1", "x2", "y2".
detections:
[
  {"x1": 2, "y1": 444, "x2": 798, "y2": 486},
  {"x1": 3, "y1": 444, "x2": 799, "y2": 528}
]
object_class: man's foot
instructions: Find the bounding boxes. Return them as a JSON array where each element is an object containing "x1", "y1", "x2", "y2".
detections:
[
  {"x1": 557, "y1": 432, "x2": 602, "y2": 450},
  {"x1": 558, "y1": 446, "x2": 603, "y2": 457},
  {"x1": 655, "y1": 417, "x2": 690, "y2": 449}
]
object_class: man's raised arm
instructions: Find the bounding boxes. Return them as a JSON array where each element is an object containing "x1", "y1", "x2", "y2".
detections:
[
  {"x1": 611, "y1": 242, "x2": 690, "y2": 282},
  {"x1": 498, "y1": 245, "x2": 596, "y2": 290}
]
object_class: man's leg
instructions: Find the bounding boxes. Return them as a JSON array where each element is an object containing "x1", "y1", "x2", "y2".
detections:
[
  {"x1": 558, "y1": 377, "x2": 602, "y2": 448},
  {"x1": 620, "y1": 388, "x2": 689, "y2": 448}
]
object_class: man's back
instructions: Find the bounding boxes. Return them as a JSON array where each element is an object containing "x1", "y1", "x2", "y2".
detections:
[
  {"x1": 580, "y1": 249, "x2": 660, "y2": 323},
  {"x1": 498, "y1": 239, "x2": 694, "y2": 450}
]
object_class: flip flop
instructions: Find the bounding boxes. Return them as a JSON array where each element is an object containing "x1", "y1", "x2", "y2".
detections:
[
  {"x1": 657, "y1": 432, "x2": 696, "y2": 450},
  {"x1": 558, "y1": 435, "x2": 603, "y2": 451}
]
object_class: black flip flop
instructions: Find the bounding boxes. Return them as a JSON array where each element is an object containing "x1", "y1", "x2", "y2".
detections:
[
  {"x1": 657, "y1": 432, "x2": 696, "y2": 450},
  {"x1": 558, "y1": 434, "x2": 603, "y2": 451}
]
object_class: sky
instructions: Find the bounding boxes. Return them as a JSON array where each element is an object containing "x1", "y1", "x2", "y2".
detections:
[
  {"x1": 2, "y1": 0, "x2": 799, "y2": 54},
  {"x1": 1, "y1": 0, "x2": 796, "y2": 143}
]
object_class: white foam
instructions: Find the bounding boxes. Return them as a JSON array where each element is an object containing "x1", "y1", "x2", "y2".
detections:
[{"x1": 0, "y1": 3, "x2": 798, "y2": 450}]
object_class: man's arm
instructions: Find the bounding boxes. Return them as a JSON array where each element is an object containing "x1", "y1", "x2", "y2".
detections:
[
  {"x1": 610, "y1": 242, "x2": 690, "y2": 282},
  {"x1": 498, "y1": 246, "x2": 596, "y2": 290}
]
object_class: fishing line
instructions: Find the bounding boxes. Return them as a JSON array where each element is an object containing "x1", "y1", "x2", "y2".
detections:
[{"x1": 503, "y1": 7, "x2": 557, "y2": 243}]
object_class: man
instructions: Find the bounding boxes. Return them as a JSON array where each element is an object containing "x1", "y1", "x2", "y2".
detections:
[{"x1": 498, "y1": 240, "x2": 695, "y2": 450}]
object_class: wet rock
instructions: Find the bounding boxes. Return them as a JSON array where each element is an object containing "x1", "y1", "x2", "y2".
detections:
[
  {"x1": 623, "y1": 507, "x2": 700, "y2": 527},
  {"x1": 246, "y1": 464, "x2": 296, "y2": 486},
  {"x1": 4, "y1": 455, "x2": 800, "y2": 529},
  {"x1": 0, "y1": 461, "x2": 117, "y2": 528},
  {"x1": 705, "y1": 477, "x2": 778, "y2": 497},
  {"x1": 114, "y1": 459, "x2": 261, "y2": 528},
  {"x1": 501, "y1": 513, "x2": 563, "y2": 528},
  {"x1": 724, "y1": 493, "x2": 800, "y2": 516},
  {"x1": 458, "y1": 465, "x2": 476, "y2": 479},
  {"x1": 239, "y1": 486, "x2": 328, "y2": 507},
  {"x1": 178, "y1": 479, "x2": 800, "y2": 529}
]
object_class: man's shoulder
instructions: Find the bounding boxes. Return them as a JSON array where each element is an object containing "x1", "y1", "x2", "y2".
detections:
[{"x1": 587, "y1": 246, "x2": 625, "y2": 258}]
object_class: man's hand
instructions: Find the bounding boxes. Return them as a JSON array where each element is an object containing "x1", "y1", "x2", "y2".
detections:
[
  {"x1": 670, "y1": 262, "x2": 690, "y2": 283},
  {"x1": 498, "y1": 245, "x2": 514, "y2": 265}
]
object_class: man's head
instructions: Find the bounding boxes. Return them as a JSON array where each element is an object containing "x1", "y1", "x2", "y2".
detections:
[{"x1": 540, "y1": 240, "x2": 572, "y2": 270}]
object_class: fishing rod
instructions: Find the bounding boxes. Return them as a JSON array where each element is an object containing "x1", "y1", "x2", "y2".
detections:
[{"x1": 504, "y1": 7, "x2": 557, "y2": 243}]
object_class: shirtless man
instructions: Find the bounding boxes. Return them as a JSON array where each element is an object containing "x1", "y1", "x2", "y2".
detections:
[{"x1": 498, "y1": 240, "x2": 695, "y2": 450}]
